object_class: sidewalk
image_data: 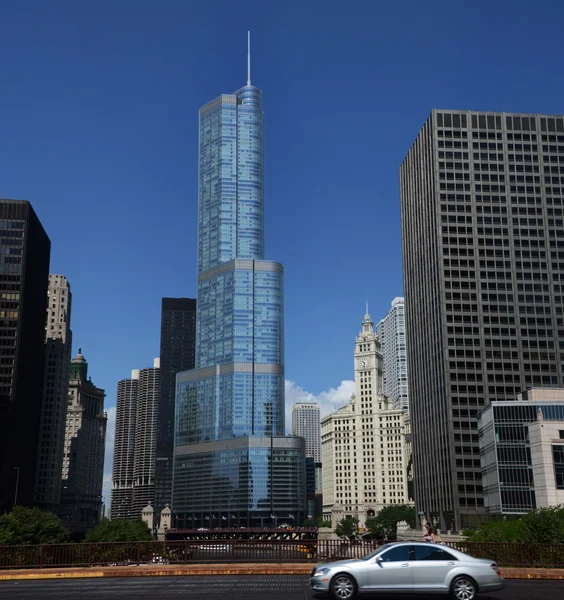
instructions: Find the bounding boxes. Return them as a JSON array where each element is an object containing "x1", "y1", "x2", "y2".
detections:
[{"x1": 0, "y1": 563, "x2": 563, "y2": 581}]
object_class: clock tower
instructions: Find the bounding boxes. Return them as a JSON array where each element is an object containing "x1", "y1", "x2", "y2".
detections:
[
  {"x1": 321, "y1": 303, "x2": 412, "y2": 524},
  {"x1": 354, "y1": 302, "x2": 383, "y2": 410}
]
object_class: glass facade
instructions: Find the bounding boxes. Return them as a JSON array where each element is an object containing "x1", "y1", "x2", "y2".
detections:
[
  {"x1": 0, "y1": 201, "x2": 51, "y2": 515},
  {"x1": 478, "y1": 400, "x2": 564, "y2": 513},
  {"x1": 173, "y1": 436, "x2": 305, "y2": 528},
  {"x1": 172, "y1": 75, "x2": 301, "y2": 524}
]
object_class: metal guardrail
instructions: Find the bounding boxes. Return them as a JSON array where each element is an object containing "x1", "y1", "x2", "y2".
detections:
[{"x1": 0, "y1": 539, "x2": 563, "y2": 570}]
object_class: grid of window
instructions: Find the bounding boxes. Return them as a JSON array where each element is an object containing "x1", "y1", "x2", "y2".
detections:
[
  {"x1": 173, "y1": 436, "x2": 305, "y2": 527},
  {"x1": 554, "y1": 445, "x2": 564, "y2": 490},
  {"x1": 479, "y1": 402, "x2": 564, "y2": 512},
  {"x1": 377, "y1": 298, "x2": 409, "y2": 412},
  {"x1": 400, "y1": 111, "x2": 564, "y2": 530},
  {"x1": 34, "y1": 275, "x2": 72, "y2": 510},
  {"x1": 0, "y1": 201, "x2": 50, "y2": 515},
  {"x1": 60, "y1": 354, "x2": 106, "y2": 530},
  {"x1": 292, "y1": 403, "x2": 321, "y2": 462}
]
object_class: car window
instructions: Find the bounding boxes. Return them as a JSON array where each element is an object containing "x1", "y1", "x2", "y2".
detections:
[
  {"x1": 380, "y1": 545, "x2": 411, "y2": 562},
  {"x1": 361, "y1": 543, "x2": 396, "y2": 561},
  {"x1": 414, "y1": 546, "x2": 457, "y2": 561}
]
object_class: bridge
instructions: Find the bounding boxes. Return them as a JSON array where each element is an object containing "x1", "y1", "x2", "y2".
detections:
[{"x1": 165, "y1": 527, "x2": 318, "y2": 541}]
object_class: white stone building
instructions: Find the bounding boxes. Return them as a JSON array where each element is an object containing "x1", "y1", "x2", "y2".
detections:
[
  {"x1": 292, "y1": 402, "x2": 321, "y2": 463},
  {"x1": 322, "y1": 307, "x2": 410, "y2": 526},
  {"x1": 377, "y1": 297, "x2": 409, "y2": 412},
  {"x1": 60, "y1": 350, "x2": 107, "y2": 533},
  {"x1": 529, "y1": 420, "x2": 564, "y2": 508}
]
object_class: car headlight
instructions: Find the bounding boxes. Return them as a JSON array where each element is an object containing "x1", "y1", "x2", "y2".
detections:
[{"x1": 314, "y1": 568, "x2": 330, "y2": 576}]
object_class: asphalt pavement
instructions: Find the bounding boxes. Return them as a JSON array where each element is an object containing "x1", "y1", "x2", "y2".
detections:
[{"x1": 0, "y1": 576, "x2": 563, "y2": 599}]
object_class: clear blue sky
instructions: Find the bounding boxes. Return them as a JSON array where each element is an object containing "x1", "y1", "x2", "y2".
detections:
[{"x1": 1, "y1": 0, "x2": 563, "y2": 422}]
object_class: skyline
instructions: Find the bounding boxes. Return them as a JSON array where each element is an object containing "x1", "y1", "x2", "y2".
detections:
[{"x1": 2, "y1": 0, "x2": 564, "y2": 504}]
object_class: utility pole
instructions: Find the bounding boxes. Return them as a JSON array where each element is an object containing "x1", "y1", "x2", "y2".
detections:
[{"x1": 13, "y1": 467, "x2": 20, "y2": 509}]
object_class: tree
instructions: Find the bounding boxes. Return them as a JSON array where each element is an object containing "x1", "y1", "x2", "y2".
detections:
[
  {"x1": 463, "y1": 507, "x2": 564, "y2": 544},
  {"x1": 83, "y1": 518, "x2": 153, "y2": 543},
  {"x1": 463, "y1": 518, "x2": 524, "y2": 542},
  {"x1": 520, "y1": 506, "x2": 564, "y2": 544},
  {"x1": 365, "y1": 505, "x2": 416, "y2": 540},
  {"x1": 335, "y1": 516, "x2": 359, "y2": 540},
  {"x1": 302, "y1": 515, "x2": 332, "y2": 528},
  {"x1": 0, "y1": 506, "x2": 69, "y2": 545}
]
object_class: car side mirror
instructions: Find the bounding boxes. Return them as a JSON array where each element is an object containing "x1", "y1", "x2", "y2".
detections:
[{"x1": 375, "y1": 556, "x2": 383, "y2": 563}]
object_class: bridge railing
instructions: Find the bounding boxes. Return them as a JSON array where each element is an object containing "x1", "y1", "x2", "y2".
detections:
[{"x1": 0, "y1": 539, "x2": 563, "y2": 569}]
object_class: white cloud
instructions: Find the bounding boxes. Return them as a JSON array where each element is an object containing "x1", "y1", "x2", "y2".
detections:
[
  {"x1": 284, "y1": 379, "x2": 354, "y2": 433},
  {"x1": 102, "y1": 406, "x2": 116, "y2": 506}
]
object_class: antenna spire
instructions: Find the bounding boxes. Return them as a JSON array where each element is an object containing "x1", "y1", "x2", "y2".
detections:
[
  {"x1": 247, "y1": 31, "x2": 251, "y2": 86},
  {"x1": 366, "y1": 300, "x2": 369, "y2": 315}
]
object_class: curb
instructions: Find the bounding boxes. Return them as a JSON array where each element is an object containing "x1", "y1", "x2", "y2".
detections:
[
  {"x1": 0, "y1": 564, "x2": 314, "y2": 581},
  {"x1": 1, "y1": 564, "x2": 563, "y2": 582}
]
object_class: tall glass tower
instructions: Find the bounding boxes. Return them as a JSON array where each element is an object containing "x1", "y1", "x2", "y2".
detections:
[{"x1": 172, "y1": 35, "x2": 305, "y2": 528}]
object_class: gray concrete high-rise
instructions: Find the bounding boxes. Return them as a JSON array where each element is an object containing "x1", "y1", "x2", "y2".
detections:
[
  {"x1": 111, "y1": 359, "x2": 160, "y2": 520},
  {"x1": 111, "y1": 370, "x2": 139, "y2": 520},
  {"x1": 34, "y1": 275, "x2": 72, "y2": 511},
  {"x1": 292, "y1": 403, "x2": 321, "y2": 463},
  {"x1": 377, "y1": 298, "x2": 409, "y2": 412},
  {"x1": 400, "y1": 110, "x2": 564, "y2": 530},
  {"x1": 132, "y1": 359, "x2": 160, "y2": 519}
]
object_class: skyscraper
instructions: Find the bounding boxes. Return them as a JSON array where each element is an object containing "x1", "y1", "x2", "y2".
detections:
[
  {"x1": 112, "y1": 359, "x2": 160, "y2": 520},
  {"x1": 155, "y1": 298, "x2": 196, "y2": 517},
  {"x1": 34, "y1": 275, "x2": 72, "y2": 511},
  {"x1": 400, "y1": 110, "x2": 564, "y2": 530},
  {"x1": 132, "y1": 359, "x2": 160, "y2": 519},
  {"x1": 60, "y1": 350, "x2": 107, "y2": 534},
  {"x1": 377, "y1": 298, "x2": 409, "y2": 412},
  {"x1": 292, "y1": 403, "x2": 321, "y2": 463},
  {"x1": 173, "y1": 36, "x2": 305, "y2": 527},
  {"x1": 321, "y1": 309, "x2": 410, "y2": 525},
  {"x1": 0, "y1": 200, "x2": 50, "y2": 514},
  {"x1": 111, "y1": 370, "x2": 139, "y2": 520}
]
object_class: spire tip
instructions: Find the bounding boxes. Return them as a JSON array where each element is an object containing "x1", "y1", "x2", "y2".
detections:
[{"x1": 247, "y1": 31, "x2": 251, "y2": 86}]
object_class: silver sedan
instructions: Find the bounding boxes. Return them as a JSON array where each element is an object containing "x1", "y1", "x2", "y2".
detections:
[{"x1": 310, "y1": 542, "x2": 504, "y2": 600}]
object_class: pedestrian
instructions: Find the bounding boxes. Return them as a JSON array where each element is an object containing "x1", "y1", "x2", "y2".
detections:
[{"x1": 423, "y1": 521, "x2": 436, "y2": 543}]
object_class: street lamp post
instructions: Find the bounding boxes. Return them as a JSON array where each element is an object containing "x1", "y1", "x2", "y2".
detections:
[{"x1": 13, "y1": 467, "x2": 20, "y2": 509}]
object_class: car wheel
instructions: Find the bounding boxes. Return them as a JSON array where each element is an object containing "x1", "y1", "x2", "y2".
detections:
[
  {"x1": 451, "y1": 575, "x2": 477, "y2": 600},
  {"x1": 330, "y1": 573, "x2": 357, "y2": 600}
]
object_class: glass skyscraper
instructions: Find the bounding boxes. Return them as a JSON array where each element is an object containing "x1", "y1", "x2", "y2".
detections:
[{"x1": 172, "y1": 38, "x2": 305, "y2": 528}]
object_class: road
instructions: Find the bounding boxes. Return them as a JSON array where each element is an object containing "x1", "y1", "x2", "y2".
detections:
[{"x1": 0, "y1": 576, "x2": 562, "y2": 599}]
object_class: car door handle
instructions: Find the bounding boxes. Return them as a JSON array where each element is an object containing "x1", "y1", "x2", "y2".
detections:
[
  {"x1": 401, "y1": 563, "x2": 410, "y2": 567},
  {"x1": 447, "y1": 562, "x2": 456, "y2": 565}
]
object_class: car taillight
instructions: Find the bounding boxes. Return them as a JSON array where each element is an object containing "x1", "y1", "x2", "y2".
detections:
[{"x1": 491, "y1": 563, "x2": 500, "y2": 575}]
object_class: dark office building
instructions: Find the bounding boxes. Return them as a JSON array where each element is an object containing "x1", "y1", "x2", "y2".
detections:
[
  {"x1": 0, "y1": 200, "x2": 50, "y2": 514},
  {"x1": 154, "y1": 298, "x2": 196, "y2": 517},
  {"x1": 400, "y1": 111, "x2": 564, "y2": 530}
]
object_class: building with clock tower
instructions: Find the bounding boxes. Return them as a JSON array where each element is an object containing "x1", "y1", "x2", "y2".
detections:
[{"x1": 321, "y1": 306, "x2": 410, "y2": 526}]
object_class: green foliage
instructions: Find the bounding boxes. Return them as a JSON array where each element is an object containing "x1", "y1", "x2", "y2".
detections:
[
  {"x1": 520, "y1": 506, "x2": 564, "y2": 544},
  {"x1": 0, "y1": 506, "x2": 69, "y2": 545},
  {"x1": 83, "y1": 518, "x2": 152, "y2": 543},
  {"x1": 365, "y1": 505, "x2": 416, "y2": 540},
  {"x1": 335, "y1": 516, "x2": 358, "y2": 540},
  {"x1": 463, "y1": 519, "x2": 524, "y2": 542},
  {"x1": 463, "y1": 506, "x2": 564, "y2": 544}
]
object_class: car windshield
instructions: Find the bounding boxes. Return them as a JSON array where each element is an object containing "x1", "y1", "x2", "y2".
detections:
[{"x1": 360, "y1": 543, "x2": 397, "y2": 560}]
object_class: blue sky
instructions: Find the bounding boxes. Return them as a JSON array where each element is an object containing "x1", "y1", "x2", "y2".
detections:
[{"x1": 1, "y1": 0, "x2": 563, "y2": 498}]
